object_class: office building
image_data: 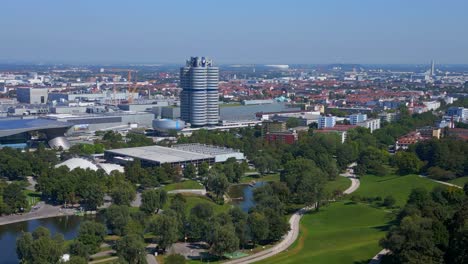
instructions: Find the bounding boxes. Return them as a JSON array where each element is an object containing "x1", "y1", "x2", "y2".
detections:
[
  {"x1": 447, "y1": 107, "x2": 468, "y2": 120},
  {"x1": 16, "y1": 87, "x2": 48, "y2": 104},
  {"x1": 180, "y1": 57, "x2": 219, "y2": 126},
  {"x1": 349, "y1": 113, "x2": 367, "y2": 125},
  {"x1": 318, "y1": 116, "x2": 336, "y2": 129}
]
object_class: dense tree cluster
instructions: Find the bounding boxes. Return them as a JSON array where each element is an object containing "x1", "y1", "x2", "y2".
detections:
[
  {"x1": 413, "y1": 138, "x2": 468, "y2": 180},
  {"x1": 0, "y1": 181, "x2": 28, "y2": 214},
  {"x1": 16, "y1": 226, "x2": 65, "y2": 264},
  {"x1": 381, "y1": 186, "x2": 468, "y2": 264}
]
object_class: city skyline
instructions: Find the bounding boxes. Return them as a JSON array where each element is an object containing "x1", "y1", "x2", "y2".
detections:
[{"x1": 1, "y1": 0, "x2": 467, "y2": 64}]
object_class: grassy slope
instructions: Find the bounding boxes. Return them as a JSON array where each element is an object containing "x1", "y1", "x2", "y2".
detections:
[
  {"x1": 164, "y1": 194, "x2": 231, "y2": 215},
  {"x1": 256, "y1": 202, "x2": 392, "y2": 264},
  {"x1": 162, "y1": 180, "x2": 204, "y2": 191},
  {"x1": 325, "y1": 176, "x2": 351, "y2": 194},
  {"x1": 352, "y1": 174, "x2": 442, "y2": 207},
  {"x1": 256, "y1": 174, "x2": 444, "y2": 264},
  {"x1": 448, "y1": 176, "x2": 468, "y2": 187}
]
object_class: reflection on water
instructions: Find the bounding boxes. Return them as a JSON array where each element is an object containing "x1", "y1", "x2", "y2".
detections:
[
  {"x1": 230, "y1": 182, "x2": 266, "y2": 212},
  {"x1": 0, "y1": 215, "x2": 102, "y2": 264}
]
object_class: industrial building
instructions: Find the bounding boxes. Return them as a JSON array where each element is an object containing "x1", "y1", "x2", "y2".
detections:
[
  {"x1": 16, "y1": 87, "x2": 48, "y2": 104},
  {"x1": 104, "y1": 144, "x2": 244, "y2": 167},
  {"x1": 45, "y1": 112, "x2": 154, "y2": 133},
  {"x1": 180, "y1": 57, "x2": 219, "y2": 126}
]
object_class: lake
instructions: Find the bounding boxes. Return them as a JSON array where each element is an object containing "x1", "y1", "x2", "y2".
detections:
[
  {"x1": 0, "y1": 215, "x2": 101, "y2": 264},
  {"x1": 229, "y1": 181, "x2": 266, "y2": 212}
]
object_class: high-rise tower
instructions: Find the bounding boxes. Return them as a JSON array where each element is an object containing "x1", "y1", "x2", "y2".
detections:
[
  {"x1": 180, "y1": 57, "x2": 219, "y2": 126},
  {"x1": 430, "y1": 60, "x2": 435, "y2": 76}
]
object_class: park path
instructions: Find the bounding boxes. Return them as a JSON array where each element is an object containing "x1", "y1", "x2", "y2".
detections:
[
  {"x1": 418, "y1": 175, "x2": 462, "y2": 189},
  {"x1": 224, "y1": 164, "x2": 360, "y2": 264},
  {"x1": 0, "y1": 202, "x2": 76, "y2": 226}
]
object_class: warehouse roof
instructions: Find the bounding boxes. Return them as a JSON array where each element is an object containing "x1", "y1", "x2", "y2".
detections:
[{"x1": 106, "y1": 145, "x2": 213, "y2": 164}]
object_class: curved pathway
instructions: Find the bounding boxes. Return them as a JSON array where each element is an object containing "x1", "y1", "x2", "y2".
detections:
[
  {"x1": 224, "y1": 166, "x2": 360, "y2": 264},
  {"x1": 0, "y1": 202, "x2": 76, "y2": 226}
]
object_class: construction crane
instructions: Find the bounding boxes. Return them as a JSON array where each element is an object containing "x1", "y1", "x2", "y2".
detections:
[{"x1": 127, "y1": 70, "x2": 139, "y2": 104}]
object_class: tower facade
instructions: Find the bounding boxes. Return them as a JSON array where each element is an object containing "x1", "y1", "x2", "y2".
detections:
[{"x1": 180, "y1": 57, "x2": 219, "y2": 126}]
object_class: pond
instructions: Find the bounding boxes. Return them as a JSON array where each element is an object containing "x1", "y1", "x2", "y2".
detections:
[
  {"x1": 229, "y1": 181, "x2": 267, "y2": 212},
  {"x1": 0, "y1": 215, "x2": 101, "y2": 264}
]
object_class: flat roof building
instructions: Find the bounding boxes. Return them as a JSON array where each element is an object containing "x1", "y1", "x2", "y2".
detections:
[{"x1": 105, "y1": 144, "x2": 244, "y2": 167}]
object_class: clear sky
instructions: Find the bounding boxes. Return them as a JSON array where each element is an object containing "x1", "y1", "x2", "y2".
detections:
[{"x1": 1, "y1": 0, "x2": 467, "y2": 64}]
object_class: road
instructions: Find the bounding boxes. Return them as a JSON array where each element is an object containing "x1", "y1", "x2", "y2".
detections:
[
  {"x1": 224, "y1": 165, "x2": 360, "y2": 264},
  {"x1": 0, "y1": 202, "x2": 76, "y2": 226},
  {"x1": 418, "y1": 175, "x2": 462, "y2": 189}
]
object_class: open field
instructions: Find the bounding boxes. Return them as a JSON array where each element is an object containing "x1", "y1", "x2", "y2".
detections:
[
  {"x1": 352, "y1": 174, "x2": 442, "y2": 207},
  {"x1": 255, "y1": 201, "x2": 392, "y2": 264},
  {"x1": 448, "y1": 177, "x2": 468, "y2": 187},
  {"x1": 162, "y1": 180, "x2": 204, "y2": 191},
  {"x1": 164, "y1": 194, "x2": 231, "y2": 215}
]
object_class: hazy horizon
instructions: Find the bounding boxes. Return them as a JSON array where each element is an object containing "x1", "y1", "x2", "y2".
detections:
[{"x1": 1, "y1": 0, "x2": 467, "y2": 65}]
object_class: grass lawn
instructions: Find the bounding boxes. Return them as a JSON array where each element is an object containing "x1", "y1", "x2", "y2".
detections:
[
  {"x1": 352, "y1": 174, "x2": 442, "y2": 207},
  {"x1": 448, "y1": 177, "x2": 468, "y2": 187},
  {"x1": 164, "y1": 194, "x2": 231, "y2": 215},
  {"x1": 219, "y1": 103, "x2": 242, "y2": 107},
  {"x1": 324, "y1": 176, "x2": 351, "y2": 194},
  {"x1": 240, "y1": 173, "x2": 280, "y2": 184},
  {"x1": 162, "y1": 180, "x2": 204, "y2": 191},
  {"x1": 256, "y1": 201, "x2": 392, "y2": 264},
  {"x1": 23, "y1": 190, "x2": 41, "y2": 207}
]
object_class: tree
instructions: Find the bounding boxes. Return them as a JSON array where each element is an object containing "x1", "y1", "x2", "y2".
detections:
[
  {"x1": 105, "y1": 205, "x2": 131, "y2": 236},
  {"x1": 114, "y1": 234, "x2": 147, "y2": 264},
  {"x1": 394, "y1": 151, "x2": 423, "y2": 175},
  {"x1": 248, "y1": 212, "x2": 269, "y2": 245},
  {"x1": 383, "y1": 195, "x2": 396, "y2": 208},
  {"x1": 3, "y1": 182, "x2": 27, "y2": 213},
  {"x1": 205, "y1": 172, "x2": 229, "y2": 200},
  {"x1": 79, "y1": 182, "x2": 104, "y2": 210},
  {"x1": 210, "y1": 225, "x2": 239, "y2": 256},
  {"x1": 183, "y1": 164, "x2": 197, "y2": 179},
  {"x1": 286, "y1": 117, "x2": 301, "y2": 128},
  {"x1": 188, "y1": 203, "x2": 214, "y2": 241},
  {"x1": 111, "y1": 181, "x2": 136, "y2": 206},
  {"x1": 148, "y1": 213, "x2": 179, "y2": 250},
  {"x1": 140, "y1": 189, "x2": 168, "y2": 214},
  {"x1": 16, "y1": 226, "x2": 65, "y2": 264},
  {"x1": 198, "y1": 162, "x2": 210, "y2": 178},
  {"x1": 165, "y1": 254, "x2": 186, "y2": 264},
  {"x1": 77, "y1": 221, "x2": 107, "y2": 255}
]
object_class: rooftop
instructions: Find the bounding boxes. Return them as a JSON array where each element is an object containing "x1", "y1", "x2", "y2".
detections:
[{"x1": 106, "y1": 145, "x2": 213, "y2": 164}]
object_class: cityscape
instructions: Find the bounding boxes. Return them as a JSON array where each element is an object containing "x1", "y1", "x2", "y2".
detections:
[{"x1": 0, "y1": 1, "x2": 467, "y2": 264}]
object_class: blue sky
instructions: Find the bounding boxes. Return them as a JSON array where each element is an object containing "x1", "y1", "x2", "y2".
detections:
[{"x1": 1, "y1": 0, "x2": 467, "y2": 64}]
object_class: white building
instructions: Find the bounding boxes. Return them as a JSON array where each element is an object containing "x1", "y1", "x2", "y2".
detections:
[
  {"x1": 349, "y1": 113, "x2": 367, "y2": 125},
  {"x1": 318, "y1": 116, "x2": 336, "y2": 129},
  {"x1": 357, "y1": 118, "x2": 381, "y2": 133}
]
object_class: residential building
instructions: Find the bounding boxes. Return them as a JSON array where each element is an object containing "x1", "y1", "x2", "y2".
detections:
[
  {"x1": 447, "y1": 107, "x2": 468, "y2": 120},
  {"x1": 349, "y1": 113, "x2": 367, "y2": 125},
  {"x1": 379, "y1": 112, "x2": 399, "y2": 123},
  {"x1": 356, "y1": 118, "x2": 381, "y2": 133},
  {"x1": 318, "y1": 116, "x2": 336, "y2": 129},
  {"x1": 180, "y1": 57, "x2": 219, "y2": 126},
  {"x1": 265, "y1": 130, "x2": 298, "y2": 145}
]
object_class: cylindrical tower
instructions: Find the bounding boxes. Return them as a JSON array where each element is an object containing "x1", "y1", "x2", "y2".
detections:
[{"x1": 180, "y1": 57, "x2": 219, "y2": 127}]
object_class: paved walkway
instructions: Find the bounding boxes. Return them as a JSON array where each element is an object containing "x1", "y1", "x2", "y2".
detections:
[
  {"x1": 0, "y1": 202, "x2": 76, "y2": 226},
  {"x1": 419, "y1": 175, "x2": 462, "y2": 189},
  {"x1": 167, "y1": 189, "x2": 207, "y2": 195},
  {"x1": 224, "y1": 165, "x2": 360, "y2": 264}
]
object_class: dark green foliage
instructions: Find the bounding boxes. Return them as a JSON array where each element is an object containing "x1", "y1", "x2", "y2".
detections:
[
  {"x1": 148, "y1": 212, "x2": 179, "y2": 250},
  {"x1": 110, "y1": 181, "x2": 136, "y2": 206},
  {"x1": 2, "y1": 182, "x2": 27, "y2": 213},
  {"x1": 183, "y1": 163, "x2": 197, "y2": 179},
  {"x1": 105, "y1": 205, "x2": 131, "y2": 236},
  {"x1": 205, "y1": 171, "x2": 229, "y2": 199},
  {"x1": 380, "y1": 187, "x2": 468, "y2": 264},
  {"x1": 248, "y1": 212, "x2": 269, "y2": 245},
  {"x1": 210, "y1": 224, "x2": 239, "y2": 256},
  {"x1": 393, "y1": 151, "x2": 423, "y2": 175},
  {"x1": 140, "y1": 189, "x2": 167, "y2": 214},
  {"x1": 114, "y1": 234, "x2": 147, "y2": 264},
  {"x1": 16, "y1": 226, "x2": 65, "y2": 264},
  {"x1": 76, "y1": 221, "x2": 107, "y2": 256}
]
